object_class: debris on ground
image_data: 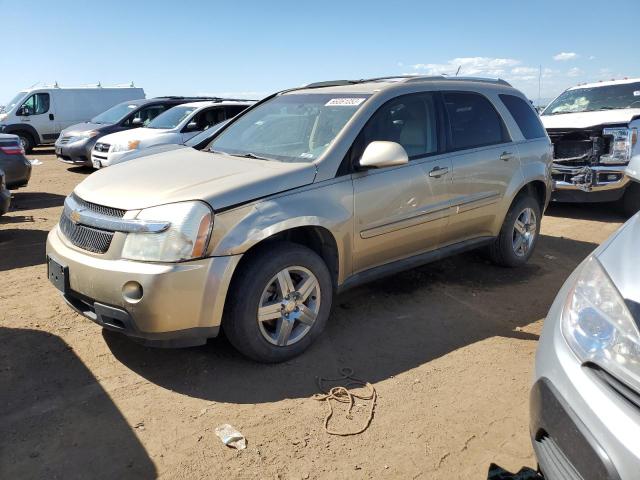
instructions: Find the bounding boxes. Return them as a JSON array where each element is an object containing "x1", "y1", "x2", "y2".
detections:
[
  {"x1": 313, "y1": 367, "x2": 377, "y2": 436},
  {"x1": 215, "y1": 424, "x2": 247, "y2": 450},
  {"x1": 29, "y1": 159, "x2": 43, "y2": 166}
]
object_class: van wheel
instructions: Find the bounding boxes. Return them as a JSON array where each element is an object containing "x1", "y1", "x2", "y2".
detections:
[
  {"x1": 17, "y1": 132, "x2": 34, "y2": 153},
  {"x1": 488, "y1": 194, "x2": 541, "y2": 267},
  {"x1": 223, "y1": 242, "x2": 333, "y2": 363},
  {"x1": 621, "y1": 183, "x2": 640, "y2": 217}
]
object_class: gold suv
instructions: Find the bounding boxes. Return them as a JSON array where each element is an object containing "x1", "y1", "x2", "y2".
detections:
[{"x1": 47, "y1": 76, "x2": 552, "y2": 362}]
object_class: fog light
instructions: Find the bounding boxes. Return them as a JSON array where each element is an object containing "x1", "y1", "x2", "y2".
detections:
[{"x1": 122, "y1": 281, "x2": 143, "y2": 303}]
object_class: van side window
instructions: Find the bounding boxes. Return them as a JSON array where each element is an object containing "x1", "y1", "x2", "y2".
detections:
[
  {"x1": 362, "y1": 93, "x2": 438, "y2": 159},
  {"x1": 21, "y1": 93, "x2": 50, "y2": 115},
  {"x1": 224, "y1": 105, "x2": 247, "y2": 119},
  {"x1": 499, "y1": 94, "x2": 547, "y2": 140},
  {"x1": 443, "y1": 92, "x2": 508, "y2": 150},
  {"x1": 194, "y1": 108, "x2": 226, "y2": 130},
  {"x1": 125, "y1": 105, "x2": 167, "y2": 127}
]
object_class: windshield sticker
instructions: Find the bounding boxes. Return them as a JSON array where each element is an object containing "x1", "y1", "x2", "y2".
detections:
[
  {"x1": 634, "y1": 91, "x2": 640, "y2": 97},
  {"x1": 325, "y1": 98, "x2": 366, "y2": 107}
]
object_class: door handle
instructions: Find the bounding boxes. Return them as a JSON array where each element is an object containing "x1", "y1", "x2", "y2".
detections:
[
  {"x1": 49, "y1": 113, "x2": 54, "y2": 121},
  {"x1": 428, "y1": 166, "x2": 449, "y2": 178},
  {"x1": 499, "y1": 151, "x2": 514, "y2": 161}
]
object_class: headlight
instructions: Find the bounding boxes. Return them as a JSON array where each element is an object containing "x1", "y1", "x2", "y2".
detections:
[
  {"x1": 600, "y1": 127, "x2": 637, "y2": 164},
  {"x1": 112, "y1": 140, "x2": 140, "y2": 152},
  {"x1": 561, "y1": 257, "x2": 640, "y2": 386},
  {"x1": 122, "y1": 201, "x2": 213, "y2": 262}
]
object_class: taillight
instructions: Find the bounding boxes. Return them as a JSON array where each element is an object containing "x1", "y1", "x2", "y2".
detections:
[{"x1": 0, "y1": 143, "x2": 25, "y2": 155}]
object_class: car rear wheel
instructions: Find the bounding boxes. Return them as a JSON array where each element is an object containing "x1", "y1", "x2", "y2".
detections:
[
  {"x1": 223, "y1": 242, "x2": 333, "y2": 363},
  {"x1": 488, "y1": 193, "x2": 541, "y2": 267}
]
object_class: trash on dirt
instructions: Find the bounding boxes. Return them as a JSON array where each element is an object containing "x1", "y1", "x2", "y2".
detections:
[
  {"x1": 29, "y1": 159, "x2": 43, "y2": 166},
  {"x1": 215, "y1": 424, "x2": 247, "y2": 450},
  {"x1": 544, "y1": 254, "x2": 556, "y2": 260}
]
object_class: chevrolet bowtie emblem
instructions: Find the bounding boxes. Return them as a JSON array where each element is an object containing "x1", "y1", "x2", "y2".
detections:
[{"x1": 70, "y1": 208, "x2": 83, "y2": 224}]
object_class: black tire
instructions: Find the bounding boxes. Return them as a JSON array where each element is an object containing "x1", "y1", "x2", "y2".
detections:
[
  {"x1": 488, "y1": 193, "x2": 541, "y2": 267},
  {"x1": 223, "y1": 241, "x2": 333, "y2": 363},
  {"x1": 621, "y1": 182, "x2": 640, "y2": 217},
  {"x1": 17, "y1": 132, "x2": 35, "y2": 153}
]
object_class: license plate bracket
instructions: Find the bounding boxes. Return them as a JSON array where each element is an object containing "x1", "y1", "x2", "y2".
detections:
[
  {"x1": 47, "y1": 256, "x2": 68, "y2": 293},
  {"x1": 92, "y1": 159, "x2": 101, "y2": 169}
]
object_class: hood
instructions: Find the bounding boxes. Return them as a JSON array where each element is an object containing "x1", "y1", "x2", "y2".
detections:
[
  {"x1": 541, "y1": 108, "x2": 640, "y2": 130},
  {"x1": 74, "y1": 149, "x2": 317, "y2": 210},
  {"x1": 99, "y1": 127, "x2": 171, "y2": 146},
  {"x1": 62, "y1": 122, "x2": 111, "y2": 135},
  {"x1": 597, "y1": 214, "x2": 640, "y2": 305}
]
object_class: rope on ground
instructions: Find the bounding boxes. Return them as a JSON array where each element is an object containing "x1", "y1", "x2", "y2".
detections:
[{"x1": 312, "y1": 367, "x2": 377, "y2": 436}]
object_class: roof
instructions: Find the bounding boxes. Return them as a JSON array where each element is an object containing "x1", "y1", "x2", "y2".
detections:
[
  {"x1": 568, "y1": 77, "x2": 640, "y2": 90},
  {"x1": 287, "y1": 75, "x2": 513, "y2": 95},
  {"x1": 177, "y1": 100, "x2": 256, "y2": 108}
]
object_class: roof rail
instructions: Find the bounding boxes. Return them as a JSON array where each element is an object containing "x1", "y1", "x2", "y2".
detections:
[
  {"x1": 153, "y1": 96, "x2": 257, "y2": 102},
  {"x1": 404, "y1": 76, "x2": 512, "y2": 87},
  {"x1": 304, "y1": 75, "x2": 512, "y2": 89}
]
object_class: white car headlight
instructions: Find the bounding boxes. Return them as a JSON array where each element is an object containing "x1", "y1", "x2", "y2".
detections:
[
  {"x1": 600, "y1": 127, "x2": 637, "y2": 164},
  {"x1": 122, "y1": 201, "x2": 213, "y2": 262},
  {"x1": 561, "y1": 256, "x2": 640, "y2": 385},
  {"x1": 112, "y1": 140, "x2": 140, "y2": 153}
]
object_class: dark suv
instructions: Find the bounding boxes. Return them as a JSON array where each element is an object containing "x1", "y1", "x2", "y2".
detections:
[{"x1": 54, "y1": 97, "x2": 224, "y2": 166}]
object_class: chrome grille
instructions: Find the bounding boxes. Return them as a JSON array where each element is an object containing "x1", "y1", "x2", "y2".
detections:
[
  {"x1": 59, "y1": 194, "x2": 126, "y2": 254},
  {"x1": 71, "y1": 193, "x2": 125, "y2": 218},
  {"x1": 94, "y1": 142, "x2": 110, "y2": 153},
  {"x1": 58, "y1": 136, "x2": 72, "y2": 145},
  {"x1": 59, "y1": 214, "x2": 114, "y2": 254}
]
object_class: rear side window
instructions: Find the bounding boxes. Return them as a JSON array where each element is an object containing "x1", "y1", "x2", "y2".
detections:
[
  {"x1": 499, "y1": 94, "x2": 547, "y2": 140},
  {"x1": 224, "y1": 105, "x2": 248, "y2": 119},
  {"x1": 443, "y1": 92, "x2": 508, "y2": 150},
  {"x1": 362, "y1": 92, "x2": 438, "y2": 159}
]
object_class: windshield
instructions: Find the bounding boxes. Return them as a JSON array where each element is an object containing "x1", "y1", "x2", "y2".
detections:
[
  {"x1": 543, "y1": 81, "x2": 640, "y2": 115},
  {"x1": 147, "y1": 106, "x2": 196, "y2": 129},
  {"x1": 1, "y1": 92, "x2": 27, "y2": 113},
  {"x1": 209, "y1": 93, "x2": 370, "y2": 163},
  {"x1": 91, "y1": 102, "x2": 139, "y2": 124}
]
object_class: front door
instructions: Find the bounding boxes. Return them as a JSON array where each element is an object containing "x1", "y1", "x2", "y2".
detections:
[
  {"x1": 352, "y1": 92, "x2": 452, "y2": 274},
  {"x1": 19, "y1": 92, "x2": 56, "y2": 142}
]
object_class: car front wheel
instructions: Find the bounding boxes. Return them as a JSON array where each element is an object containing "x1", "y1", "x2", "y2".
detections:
[{"x1": 223, "y1": 242, "x2": 333, "y2": 363}]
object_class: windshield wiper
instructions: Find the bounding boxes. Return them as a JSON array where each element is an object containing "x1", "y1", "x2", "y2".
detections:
[{"x1": 232, "y1": 152, "x2": 272, "y2": 161}]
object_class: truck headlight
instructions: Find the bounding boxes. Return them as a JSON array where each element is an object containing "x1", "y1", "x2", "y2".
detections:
[
  {"x1": 122, "y1": 201, "x2": 213, "y2": 262},
  {"x1": 112, "y1": 140, "x2": 140, "y2": 152},
  {"x1": 561, "y1": 257, "x2": 640, "y2": 385},
  {"x1": 600, "y1": 127, "x2": 636, "y2": 164}
]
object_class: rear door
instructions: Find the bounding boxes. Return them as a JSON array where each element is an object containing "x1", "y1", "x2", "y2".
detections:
[
  {"x1": 352, "y1": 92, "x2": 452, "y2": 274},
  {"x1": 439, "y1": 91, "x2": 519, "y2": 245}
]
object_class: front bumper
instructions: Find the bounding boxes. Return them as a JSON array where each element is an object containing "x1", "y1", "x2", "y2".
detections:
[
  {"x1": 46, "y1": 225, "x2": 241, "y2": 346},
  {"x1": 531, "y1": 275, "x2": 640, "y2": 479},
  {"x1": 552, "y1": 164, "x2": 629, "y2": 203},
  {"x1": 55, "y1": 138, "x2": 94, "y2": 166},
  {"x1": 90, "y1": 149, "x2": 129, "y2": 168}
]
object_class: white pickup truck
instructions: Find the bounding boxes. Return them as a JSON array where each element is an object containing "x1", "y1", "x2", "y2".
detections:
[{"x1": 540, "y1": 78, "x2": 640, "y2": 215}]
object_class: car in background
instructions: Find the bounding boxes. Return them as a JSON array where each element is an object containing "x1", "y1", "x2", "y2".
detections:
[
  {"x1": 90, "y1": 100, "x2": 253, "y2": 168},
  {"x1": 0, "y1": 134, "x2": 31, "y2": 189},
  {"x1": 531, "y1": 208, "x2": 640, "y2": 480},
  {"x1": 0, "y1": 84, "x2": 145, "y2": 152},
  {"x1": 0, "y1": 170, "x2": 10, "y2": 216},
  {"x1": 540, "y1": 78, "x2": 640, "y2": 215},
  {"x1": 54, "y1": 97, "x2": 220, "y2": 167},
  {"x1": 47, "y1": 75, "x2": 551, "y2": 362}
]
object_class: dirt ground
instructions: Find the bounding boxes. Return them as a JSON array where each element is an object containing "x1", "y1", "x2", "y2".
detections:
[{"x1": 0, "y1": 148, "x2": 627, "y2": 480}]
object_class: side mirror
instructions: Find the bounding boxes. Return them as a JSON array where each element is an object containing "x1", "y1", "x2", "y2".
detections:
[
  {"x1": 17, "y1": 106, "x2": 30, "y2": 116},
  {"x1": 359, "y1": 141, "x2": 408, "y2": 169},
  {"x1": 131, "y1": 117, "x2": 144, "y2": 127},
  {"x1": 185, "y1": 121, "x2": 199, "y2": 132}
]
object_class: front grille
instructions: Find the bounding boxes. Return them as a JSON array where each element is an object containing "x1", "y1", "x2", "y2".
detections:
[
  {"x1": 71, "y1": 193, "x2": 125, "y2": 218},
  {"x1": 535, "y1": 434, "x2": 583, "y2": 480},
  {"x1": 59, "y1": 194, "x2": 126, "y2": 254},
  {"x1": 59, "y1": 214, "x2": 114, "y2": 254},
  {"x1": 94, "y1": 142, "x2": 110, "y2": 153},
  {"x1": 586, "y1": 363, "x2": 640, "y2": 411}
]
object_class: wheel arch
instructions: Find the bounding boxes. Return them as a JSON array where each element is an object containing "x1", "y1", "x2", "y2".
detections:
[{"x1": 2, "y1": 124, "x2": 41, "y2": 145}]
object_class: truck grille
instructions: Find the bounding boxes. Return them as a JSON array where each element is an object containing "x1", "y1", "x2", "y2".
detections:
[
  {"x1": 59, "y1": 194, "x2": 126, "y2": 254},
  {"x1": 94, "y1": 142, "x2": 110, "y2": 153}
]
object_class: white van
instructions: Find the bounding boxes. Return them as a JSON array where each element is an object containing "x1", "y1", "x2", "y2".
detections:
[{"x1": 0, "y1": 84, "x2": 145, "y2": 151}]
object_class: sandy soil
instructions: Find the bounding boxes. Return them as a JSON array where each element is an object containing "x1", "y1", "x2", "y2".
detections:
[{"x1": 0, "y1": 148, "x2": 627, "y2": 479}]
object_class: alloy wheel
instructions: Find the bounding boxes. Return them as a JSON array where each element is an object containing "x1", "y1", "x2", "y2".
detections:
[{"x1": 512, "y1": 207, "x2": 537, "y2": 257}]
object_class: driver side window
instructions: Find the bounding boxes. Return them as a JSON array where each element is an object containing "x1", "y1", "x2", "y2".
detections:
[
  {"x1": 124, "y1": 105, "x2": 167, "y2": 127},
  {"x1": 21, "y1": 93, "x2": 50, "y2": 115}
]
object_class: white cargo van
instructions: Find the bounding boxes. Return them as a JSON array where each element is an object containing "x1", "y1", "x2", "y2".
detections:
[{"x1": 0, "y1": 84, "x2": 145, "y2": 151}]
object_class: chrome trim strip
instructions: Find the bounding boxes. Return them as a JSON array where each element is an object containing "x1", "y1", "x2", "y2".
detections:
[{"x1": 64, "y1": 195, "x2": 170, "y2": 234}]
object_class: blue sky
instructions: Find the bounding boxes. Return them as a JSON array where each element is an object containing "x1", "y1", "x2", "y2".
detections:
[{"x1": 1, "y1": 0, "x2": 637, "y2": 104}]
